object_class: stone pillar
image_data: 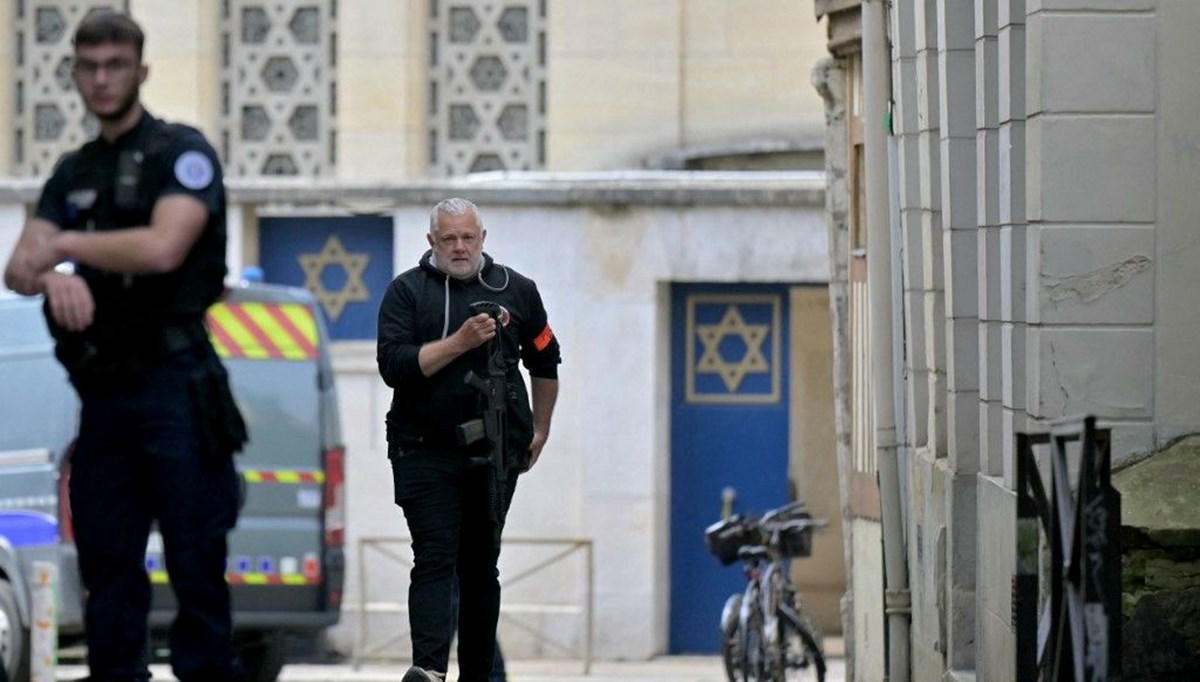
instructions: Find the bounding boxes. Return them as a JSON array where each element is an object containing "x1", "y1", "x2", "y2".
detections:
[
  {"x1": 914, "y1": 0, "x2": 947, "y2": 457},
  {"x1": 1025, "y1": 0, "x2": 1157, "y2": 456},
  {"x1": 998, "y1": 0, "x2": 1027, "y2": 485},
  {"x1": 812, "y1": 54, "x2": 855, "y2": 681},
  {"x1": 976, "y1": 0, "x2": 1002, "y2": 478}
]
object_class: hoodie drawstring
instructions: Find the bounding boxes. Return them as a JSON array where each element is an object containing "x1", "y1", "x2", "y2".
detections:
[{"x1": 441, "y1": 274, "x2": 451, "y2": 339}]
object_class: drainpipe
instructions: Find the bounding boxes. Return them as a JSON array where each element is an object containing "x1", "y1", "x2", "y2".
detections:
[{"x1": 862, "y1": 2, "x2": 910, "y2": 681}]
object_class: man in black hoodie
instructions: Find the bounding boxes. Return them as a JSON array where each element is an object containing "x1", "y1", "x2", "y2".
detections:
[{"x1": 377, "y1": 197, "x2": 561, "y2": 682}]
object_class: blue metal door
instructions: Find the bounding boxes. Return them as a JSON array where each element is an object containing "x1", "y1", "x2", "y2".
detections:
[{"x1": 669, "y1": 283, "x2": 792, "y2": 653}]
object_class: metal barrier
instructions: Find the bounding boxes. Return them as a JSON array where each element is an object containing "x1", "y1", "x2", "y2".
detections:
[
  {"x1": 1014, "y1": 416, "x2": 1121, "y2": 681},
  {"x1": 352, "y1": 536, "x2": 594, "y2": 673}
]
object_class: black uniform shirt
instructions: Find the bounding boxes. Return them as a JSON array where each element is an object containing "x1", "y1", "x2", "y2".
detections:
[{"x1": 34, "y1": 112, "x2": 228, "y2": 354}]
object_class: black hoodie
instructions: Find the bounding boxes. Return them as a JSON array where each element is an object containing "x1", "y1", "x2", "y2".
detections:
[{"x1": 377, "y1": 250, "x2": 560, "y2": 453}]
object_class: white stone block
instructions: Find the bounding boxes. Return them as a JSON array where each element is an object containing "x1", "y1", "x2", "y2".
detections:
[
  {"x1": 917, "y1": 52, "x2": 942, "y2": 133},
  {"x1": 975, "y1": 37, "x2": 999, "y2": 129},
  {"x1": 979, "y1": 398, "x2": 1004, "y2": 475},
  {"x1": 1036, "y1": 225, "x2": 1155, "y2": 325},
  {"x1": 997, "y1": 24, "x2": 1026, "y2": 123},
  {"x1": 946, "y1": 317, "x2": 980, "y2": 392},
  {"x1": 925, "y1": 291, "x2": 948, "y2": 362},
  {"x1": 946, "y1": 229, "x2": 979, "y2": 318},
  {"x1": 938, "y1": 0, "x2": 977, "y2": 52},
  {"x1": 1025, "y1": 12, "x2": 1045, "y2": 117},
  {"x1": 975, "y1": 0, "x2": 999, "y2": 39},
  {"x1": 979, "y1": 322, "x2": 1000, "y2": 398},
  {"x1": 1001, "y1": 406, "x2": 1030, "y2": 487},
  {"x1": 906, "y1": 289, "x2": 930, "y2": 372},
  {"x1": 977, "y1": 131, "x2": 1000, "y2": 227},
  {"x1": 1022, "y1": 220, "x2": 1041, "y2": 321},
  {"x1": 1027, "y1": 327, "x2": 1153, "y2": 420},
  {"x1": 915, "y1": 0, "x2": 939, "y2": 51},
  {"x1": 976, "y1": 478, "x2": 1014, "y2": 619},
  {"x1": 897, "y1": 134, "x2": 924, "y2": 209},
  {"x1": 951, "y1": 389, "x2": 984, "y2": 474},
  {"x1": 919, "y1": 132, "x2": 944, "y2": 208},
  {"x1": 1027, "y1": 115, "x2": 1156, "y2": 223},
  {"x1": 938, "y1": 49, "x2": 977, "y2": 138},
  {"x1": 903, "y1": 206, "x2": 927, "y2": 284},
  {"x1": 997, "y1": 121, "x2": 1026, "y2": 226},
  {"x1": 1031, "y1": 15, "x2": 1156, "y2": 115},
  {"x1": 998, "y1": 0, "x2": 1026, "y2": 29},
  {"x1": 893, "y1": 0, "x2": 919, "y2": 58},
  {"x1": 908, "y1": 367, "x2": 933, "y2": 446},
  {"x1": 978, "y1": 226, "x2": 1001, "y2": 320},
  {"x1": 894, "y1": 58, "x2": 923, "y2": 137},
  {"x1": 1000, "y1": 223, "x2": 1027, "y2": 323},
  {"x1": 940, "y1": 137, "x2": 978, "y2": 230},
  {"x1": 922, "y1": 211, "x2": 946, "y2": 290},
  {"x1": 1002, "y1": 322, "x2": 1027, "y2": 408}
]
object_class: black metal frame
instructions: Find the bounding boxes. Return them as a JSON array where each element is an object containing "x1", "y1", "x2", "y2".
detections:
[{"x1": 1014, "y1": 415, "x2": 1122, "y2": 681}]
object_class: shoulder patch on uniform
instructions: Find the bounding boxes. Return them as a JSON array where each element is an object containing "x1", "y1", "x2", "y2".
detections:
[{"x1": 174, "y1": 150, "x2": 215, "y2": 190}]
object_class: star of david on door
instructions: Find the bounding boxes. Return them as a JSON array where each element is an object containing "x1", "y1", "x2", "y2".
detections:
[
  {"x1": 685, "y1": 294, "x2": 781, "y2": 404},
  {"x1": 299, "y1": 235, "x2": 370, "y2": 321}
]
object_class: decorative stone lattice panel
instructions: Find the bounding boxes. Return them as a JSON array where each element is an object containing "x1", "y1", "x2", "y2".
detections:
[
  {"x1": 429, "y1": 0, "x2": 546, "y2": 176},
  {"x1": 220, "y1": 0, "x2": 336, "y2": 176},
  {"x1": 14, "y1": 1, "x2": 128, "y2": 176}
]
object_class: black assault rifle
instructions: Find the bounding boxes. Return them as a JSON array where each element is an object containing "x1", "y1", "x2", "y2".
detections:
[{"x1": 458, "y1": 300, "x2": 510, "y2": 546}]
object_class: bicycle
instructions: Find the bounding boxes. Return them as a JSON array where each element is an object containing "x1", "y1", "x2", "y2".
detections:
[{"x1": 705, "y1": 500, "x2": 828, "y2": 682}]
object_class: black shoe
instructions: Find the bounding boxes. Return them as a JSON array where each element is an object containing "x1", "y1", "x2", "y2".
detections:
[{"x1": 402, "y1": 666, "x2": 447, "y2": 682}]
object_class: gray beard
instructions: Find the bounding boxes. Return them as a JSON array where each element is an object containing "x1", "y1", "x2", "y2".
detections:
[{"x1": 430, "y1": 252, "x2": 483, "y2": 280}]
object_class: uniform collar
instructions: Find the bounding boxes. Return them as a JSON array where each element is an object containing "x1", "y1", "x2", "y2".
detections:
[{"x1": 98, "y1": 109, "x2": 158, "y2": 150}]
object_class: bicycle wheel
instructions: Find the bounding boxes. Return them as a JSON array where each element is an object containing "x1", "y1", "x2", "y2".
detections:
[
  {"x1": 741, "y1": 598, "x2": 771, "y2": 681},
  {"x1": 774, "y1": 601, "x2": 826, "y2": 682},
  {"x1": 720, "y1": 593, "x2": 743, "y2": 682}
]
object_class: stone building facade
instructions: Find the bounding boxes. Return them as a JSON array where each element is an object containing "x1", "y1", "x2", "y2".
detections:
[{"x1": 815, "y1": 0, "x2": 1200, "y2": 680}]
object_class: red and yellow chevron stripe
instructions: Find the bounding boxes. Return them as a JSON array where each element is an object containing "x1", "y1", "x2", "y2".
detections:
[
  {"x1": 206, "y1": 302, "x2": 319, "y2": 361},
  {"x1": 241, "y1": 469, "x2": 326, "y2": 484},
  {"x1": 149, "y1": 571, "x2": 321, "y2": 586}
]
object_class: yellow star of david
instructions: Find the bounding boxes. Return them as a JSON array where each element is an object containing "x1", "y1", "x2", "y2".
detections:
[
  {"x1": 298, "y1": 235, "x2": 370, "y2": 321},
  {"x1": 695, "y1": 305, "x2": 771, "y2": 392}
]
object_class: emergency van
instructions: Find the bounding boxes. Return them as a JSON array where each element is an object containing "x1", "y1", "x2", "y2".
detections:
[{"x1": 0, "y1": 280, "x2": 345, "y2": 682}]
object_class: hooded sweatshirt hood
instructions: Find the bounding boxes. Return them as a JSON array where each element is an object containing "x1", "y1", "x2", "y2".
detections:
[{"x1": 418, "y1": 250, "x2": 507, "y2": 338}]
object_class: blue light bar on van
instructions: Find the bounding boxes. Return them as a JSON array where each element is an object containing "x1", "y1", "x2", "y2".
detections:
[{"x1": 0, "y1": 510, "x2": 58, "y2": 547}]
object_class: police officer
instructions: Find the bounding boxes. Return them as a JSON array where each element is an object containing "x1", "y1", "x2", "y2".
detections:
[
  {"x1": 3, "y1": 10, "x2": 246, "y2": 682},
  {"x1": 377, "y1": 198, "x2": 561, "y2": 682}
]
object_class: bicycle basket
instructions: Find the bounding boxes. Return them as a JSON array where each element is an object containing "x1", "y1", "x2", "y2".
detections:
[
  {"x1": 704, "y1": 516, "x2": 760, "y2": 566},
  {"x1": 777, "y1": 521, "x2": 814, "y2": 558}
]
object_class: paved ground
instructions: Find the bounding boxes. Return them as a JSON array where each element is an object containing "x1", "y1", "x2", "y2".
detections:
[
  {"x1": 55, "y1": 641, "x2": 847, "y2": 681},
  {"x1": 58, "y1": 657, "x2": 846, "y2": 681}
]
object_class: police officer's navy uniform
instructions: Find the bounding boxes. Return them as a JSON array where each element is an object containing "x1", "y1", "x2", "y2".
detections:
[
  {"x1": 36, "y1": 111, "x2": 247, "y2": 682},
  {"x1": 377, "y1": 251, "x2": 561, "y2": 682}
]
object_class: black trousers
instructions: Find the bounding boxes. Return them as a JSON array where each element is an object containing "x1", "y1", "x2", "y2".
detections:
[
  {"x1": 70, "y1": 350, "x2": 243, "y2": 682},
  {"x1": 391, "y1": 448, "x2": 517, "y2": 682}
]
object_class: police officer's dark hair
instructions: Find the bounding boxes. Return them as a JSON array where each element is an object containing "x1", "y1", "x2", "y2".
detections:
[{"x1": 73, "y1": 9, "x2": 145, "y2": 59}]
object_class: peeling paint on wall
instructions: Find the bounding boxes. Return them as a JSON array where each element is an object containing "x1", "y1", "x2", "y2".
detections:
[{"x1": 1045, "y1": 254, "x2": 1152, "y2": 304}]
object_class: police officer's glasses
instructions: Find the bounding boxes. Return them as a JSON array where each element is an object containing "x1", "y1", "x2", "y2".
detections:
[{"x1": 71, "y1": 58, "x2": 137, "y2": 80}]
